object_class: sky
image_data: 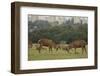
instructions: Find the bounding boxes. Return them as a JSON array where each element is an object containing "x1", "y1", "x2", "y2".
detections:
[{"x1": 28, "y1": 14, "x2": 88, "y2": 24}]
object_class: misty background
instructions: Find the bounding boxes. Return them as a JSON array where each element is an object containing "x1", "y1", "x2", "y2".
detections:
[{"x1": 28, "y1": 15, "x2": 88, "y2": 44}]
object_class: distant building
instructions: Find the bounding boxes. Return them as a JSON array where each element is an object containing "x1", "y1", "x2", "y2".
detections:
[
  {"x1": 28, "y1": 15, "x2": 88, "y2": 25},
  {"x1": 73, "y1": 17, "x2": 88, "y2": 24},
  {"x1": 28, "y1": 14, "x2": 38, "y2": 22}
]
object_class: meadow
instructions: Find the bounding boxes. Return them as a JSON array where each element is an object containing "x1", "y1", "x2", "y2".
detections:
[{"x1": 28, "y1": 44, "x2": 88, "y2": 61}]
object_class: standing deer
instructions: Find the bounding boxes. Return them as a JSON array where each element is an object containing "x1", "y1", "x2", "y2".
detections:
[
  {"x1": 68, "y1": 40, "x2": 87, "y2": 54},
  {"x1": 38, "y1": 38, "x2": 56, "y2": 53}
]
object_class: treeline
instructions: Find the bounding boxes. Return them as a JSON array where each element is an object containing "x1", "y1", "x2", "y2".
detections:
[{"x1": 28, "y1": 20, "x2": 88, "y2": 44}]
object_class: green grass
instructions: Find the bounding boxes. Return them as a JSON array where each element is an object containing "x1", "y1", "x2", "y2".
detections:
[{"x1": 28, "y1": 45, "x2": 88, "y2": 61}]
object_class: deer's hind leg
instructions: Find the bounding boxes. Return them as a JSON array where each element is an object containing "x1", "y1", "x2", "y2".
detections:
[
  {"x1": 84, "y1": 46, "x2": 87, "y2": 54},
  {"x1": 49, "y1": 46, "x2": 52, "y2": 53},
  {"x1": 74, "y1": 48, "x2": 77, "y2": 54},
  {"x1": 82, "y1": 47, "x2": 84, "y2": 54},
  {"x1": 74, "y1": 48, "x2": 79, "y2": 54},
  {"x1": 38, "y1": 45, "x2": 42, "y2": 53},
  {"x1": 81, "y1": 46, "x2": 87, "y2": 54}
]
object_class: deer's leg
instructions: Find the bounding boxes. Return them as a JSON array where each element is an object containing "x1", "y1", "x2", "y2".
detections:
[
  {"x1": 84, "y1": 46, "x2": 87, "y2": 54},
  {"x1": 49, "y1": 47, "x2": 50, "y2": 53},
  {"x1": 82, "y1": 47, "x2": 84, "y2": 54},
  {"x1": 66, "y1": 48, "x2": 70, "y2": 54},
  {"x1": 67, "y1": 50, "x2": 70, "y2": 54},
  {"x1": 51, "y1": 47, "x2": 53, "y2": 53},
  {"x1": 38, "y1": 45, "x2": 42, "y2": 53},
  {"x1": 81, "y1": 46, "x2": 87, "y2": 54},
  {"x1": 75, "y1": 48, "x2": 77, "y2": 54},
  {"x1": 49, "y1": 47, "x2": 52, "y2": 53},
  {"x1": 56, "y1": 47, "x2": 59, "y2": 51}
]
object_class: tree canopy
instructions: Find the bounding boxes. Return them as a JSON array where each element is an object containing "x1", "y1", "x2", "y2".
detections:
[{"x1": 28, "y1": 19, "x2": 88, "y2": 44}]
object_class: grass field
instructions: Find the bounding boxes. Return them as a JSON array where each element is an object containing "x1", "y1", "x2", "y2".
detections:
[{"x1": 28, "y1": 44, "x2": 88, "y2": 61}]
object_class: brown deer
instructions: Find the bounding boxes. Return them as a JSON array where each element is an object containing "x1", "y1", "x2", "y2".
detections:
[
  {"x1": 38, "y1": 38, "x2": 56, "y2": 53},
  {"x1": 68, "y1": 40, "x2": 87, "y2": 54}
]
